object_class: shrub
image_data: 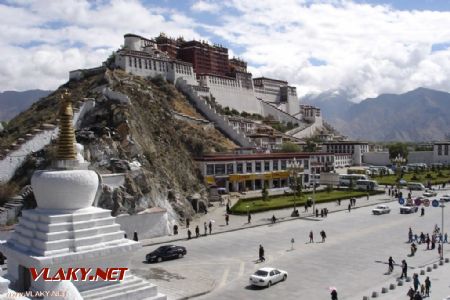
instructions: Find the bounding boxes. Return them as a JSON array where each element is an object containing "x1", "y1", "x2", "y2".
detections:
[
  {"x1": 0, "y1": 183, "x2": 19, "y2": 206},
  {"x1": 425, "y1": 173, "x2": 433, "y2": 179}
]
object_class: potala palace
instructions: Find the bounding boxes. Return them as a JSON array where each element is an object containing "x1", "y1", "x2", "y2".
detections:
[{"x1": 71, "y1": 33, "x2": 323, "y2": 140}]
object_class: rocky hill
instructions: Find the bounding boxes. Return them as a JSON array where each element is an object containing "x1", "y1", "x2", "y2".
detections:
[
  {"x1": 0, "y1": 90, "x2": 52, "y2": 122},
  {"x1": 0, "y1": 69, "x2": 235, "y2": 222},
  {"x1": 304, "y1": 87, "x2": 450, "y2": 141}
]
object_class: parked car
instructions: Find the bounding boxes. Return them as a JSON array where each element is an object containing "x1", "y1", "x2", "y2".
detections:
[
  {"x1": 423, "y1": 190, "x2": 438, "y2": 197},
  {"x1": 249, "y1": 267, "x2": 288, "y2": 288},
  {"x1": 441, "y1": 195, "x2": 450, "y2": 202},
  {"x1": 372, "y1": 204, "x2": 390, "y2": 215},
  {"x1": 146, "y1": 245, "x2": 187, "y2": 263},
  {"x1": 400, "y1": 203, "x2": 419, "y2": 214}
]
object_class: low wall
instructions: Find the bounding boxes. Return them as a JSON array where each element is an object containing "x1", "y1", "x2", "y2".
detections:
[
  {"x1": 176, "y1": 79, "x2": 254, "y2": 147},
  {"x1": 116, "y1": 209, "x2": 171, "y2": 239},
  {"x1": 291, "y1": 116, "x2": 323, "y2": 139},
  {"x1": 363, "y1": 151, "x2": 434, "y2": 166},
  {"x1": 260, "y1": 101, "x2": 301, "y2": 125}
]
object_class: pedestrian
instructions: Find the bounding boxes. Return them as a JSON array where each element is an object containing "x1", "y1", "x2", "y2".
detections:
[
  {"x1": 173, "y1": 224, "x2": 178, "y2": 235},
  {"x1": 248, "y1": 213, "x2": 252, "y2": 224},
  {"x1": 438, "y1": 243, "x2": 442, "y2": 257},
  {"x1": 388, "y1": 256, "x2": 395, "y2": 273},
  {"x1": 320, "y1": 209, "x2": 324, "y2": 218},
  {"x1": 348, "y1": 203, "x2": 351, "y2": 212},
  {"x1": 187, "y1": 229, "x2": 192, "y2": 239},
  {"x1": 330, "y1": 289, "x2": 338, "y2": 300},
  {"x1": 195, "y1": 225, "x2": 200, "y2": 238},
  {"x1": 420, "y1": 207, "x2": 424, "y2": 216},
  {"x1": 407, "y1": 287, "x2": 414, "y2": 300},
  {"x1": 338, "y1": 199, "x2": 341, "y2": 206},
  {"x1": 411, "y1": 243, "x2": 417, "y2": 256},
  {"x1": 409, "y1": 228, "x2": 413, "y2": 243},
  {"x1": 366, "y1": 193, "x2": 369, "y2": 200},
  {"x1": 414, "y1": 291, "x2": 422, "y2": 300},
  {"x1": 291, "y1": 238, "x2": 295, "y2": 250},
  {"x1": 426, "y1": 235, "x2": 430, "y2": 250},
  {"x1": 444, "y1": 232, "x2": 448, "y2": 243},
  {"x1": 325, "y1": 208, "x2": 328, "y2": 217},
  {"x1": 420, "y1": 284, "x2": 425, "y2": 296},
  {"x1": 204, "y1": 222, "x2": 207, "y2": 236},
  {"x1": 424, "y1": 276, "x2": 430, "y2": 296},
  {"x1": 226, "y1": 203, "x2": 230, "y2": 214},
  {"x1": 309, "y1": 230, "x2": 314, "y2": 243},
  {"x1": 208, "y1": 221, "x2": 212, "y2": 234},
  {"x1": 259, "y1": 245, "x2": 265, "y2": 262},
  {"x1": 320, "y1": 230, "x2": 327, "y2": 242},
  {"x1": 186, "y1": 218, "x2": 190, "y2": 228},
  {"x1": 271, "y1": 214, "x2": 276, "y2": 224},
  {"x1": 401, "y1": 260, "x2": 408, "y2": 278},
  {"x1": 413, "y1": 273, "x2": 420, "y2": 292},
  {"x1": 133, "y1": 231, "x2": 138, "y2": 241},
  {"x1": 304, "y1": 203, "x2": 308, "y2": 212},
  {"x1": 316, "y1": 209, "x2": 319, "y2": 217},
  {"x1": 225, "y1": 214, "x2": 229, "y2": 225}
]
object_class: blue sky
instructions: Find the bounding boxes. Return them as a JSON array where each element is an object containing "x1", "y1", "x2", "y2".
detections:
[{"x1": 2, "y1": 0, "x2": 450, "y2": 100}]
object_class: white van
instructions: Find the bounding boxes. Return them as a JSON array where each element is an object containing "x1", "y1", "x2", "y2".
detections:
[{"x1": 407, "y1": 182, "x2": 425, "y2": 191}]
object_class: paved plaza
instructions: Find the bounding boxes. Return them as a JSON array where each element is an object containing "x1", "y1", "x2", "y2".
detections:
[{"x1": 131, "y1": 187, "x2": 450, "y2": 300}]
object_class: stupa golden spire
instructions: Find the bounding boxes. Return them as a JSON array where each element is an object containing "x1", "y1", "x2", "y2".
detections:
[{"x1": 56, "y1": 89, "x2": 77, "y2": 161}]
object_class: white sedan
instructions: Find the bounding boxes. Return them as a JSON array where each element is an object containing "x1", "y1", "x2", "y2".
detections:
[
  {"x1": 423, "y1": 190, "x2": 438, "y2": 197},
  {"x1": 372, "y1": 204, "x2": 390, "y2": 215},
  {"x1": 441, "y1": 195, "x2": 450, "y2": 202},
  {"x1": 249, "y1": 267, "x2": 288, "y2": 288}
]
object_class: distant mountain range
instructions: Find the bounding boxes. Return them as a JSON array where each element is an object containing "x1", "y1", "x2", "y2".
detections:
[
  {"x1": 303, "y1": 87, "x2": 450, "y2": 142},
  {"x1": 0, "y1": 90, "x2": 52, "y2": 122}
]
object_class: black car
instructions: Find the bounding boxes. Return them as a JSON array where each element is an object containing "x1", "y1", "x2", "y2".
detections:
[{"x1": 146, "y1": 245, "x2": 187, "y2": 263}]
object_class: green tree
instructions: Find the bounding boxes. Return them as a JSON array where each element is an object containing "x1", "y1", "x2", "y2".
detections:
[
  {"x1": 280, "y1": 142, "x2": 301, "y2": 153},
  {"x1": 261, "y1": 183, "x2": 269, "y2": 201},
  {"x1": 303, "y1": 140, "x2": 317, "y2": 152},
  {"x1": 388, "y1": 142, "x2": 409, "y2": 161}
]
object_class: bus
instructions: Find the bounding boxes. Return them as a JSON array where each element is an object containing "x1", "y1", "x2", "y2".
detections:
[
  {"x1": 356, "y1": 179, "x2": 378, "y2": 191},
  {"x1": 339, "y1": 174, "x2": 368, "y2": 186},
  {"x1": 407, "y1": 182, "x2": 425, "y2": 191}
]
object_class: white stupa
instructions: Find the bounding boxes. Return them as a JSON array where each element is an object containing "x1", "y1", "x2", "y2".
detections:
[{"x1": 0, "y1": 90, "x2": 166, "y2": 299}]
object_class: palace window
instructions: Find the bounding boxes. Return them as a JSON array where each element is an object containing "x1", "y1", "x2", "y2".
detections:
[
  {"x1": 445, "y1": 145, "x2": 449, "y2": 156},
  {"x1": 237, "y1": 163, "x2": 243, "y2": 174},
  {"x1": 128, "y1": 57, "x2": 132, "y2": 67},
  {"x1": 134, "y1": 57, "x2": 137, "y2": 68},
  {"x1": 227, "y1": 163, "x2": 234, "y2": 174},
  {"x1": 215, "y1": 164, "x2": 225, "y2": 175},
  {"x1": 255, "y1": 162, "x2": 262, "y2": 172},
  {"x1": 264, "y1": 161, "x2": 270, "y2": 172},
  {"x1": 273, "y1": 160, "x2": 279, "y2": 170},
  {"x1": 138, "y1": 59, "x2": 142, "y2": 69},
  {"x1": 246, "y1": 162, "x2": 252, "y2": 173},
  {"x1": 438, "y1": 145, "x2": 442, "y2": 155},
  {"x1": 280, "y1": 160, "x2": 287, "y2": 170},
  {"x1": 206, "y1": 164, "x2": 214, "y2": 175}
]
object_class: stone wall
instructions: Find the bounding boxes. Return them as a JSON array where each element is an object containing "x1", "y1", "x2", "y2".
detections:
[
  {"x1": 260, "y1": 101, "x2": 302, "y2": 125},
  {"x1": 176, "y1": 79, "x2": 254, "y2": 147},
  {"x1": 116, "y1": 209, "x2": 171, "y2": 239}
]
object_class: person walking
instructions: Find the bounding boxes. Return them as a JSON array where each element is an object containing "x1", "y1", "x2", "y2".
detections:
[
  {"x1": 316, "y1": 209, "x2": 319, "y2": 217},
  {"x1": 401, "y1": 260, "x2": 408, "y2": 279},
  {"x1": 388, "y1": 256, "x2": 395, "y2": 273},
  {"x1": 413, "y1": 273, "x2": 420, "y2": 292},
  {"x1": 330, "y1": 289, "x2": 338, "y2": 300},
  {"x1": 173, "y1": 224, "x2": 178, "y2": 235},
  {"x1": 411, "y1": 243, "x2": 417, "y2": 256},
  {"x1": 309, "y1": 231, "x2": 314, "y2": 243},
  {"x1": 195, "y1": 225, "x2": 200, "y2": 238},
  {"x1": 366, "y1": 193, "x2": 369, "y2": 200},
  {"x1": 204, "y1": 222, "x2": 207, "y2": 236},
  {"x1": 133, "y1": 231, "x2": 138, "y2": 241},
  {"x1": 208, "y1": 221, "x2": 212, "y2": 235},
  {"x1": 444, "y1": 232, "x2": 448, "y2": 243},
  {"x1": 348, "y1": 203, "x2": 351, "y2": 213},
  {"x1": 248, "y1": 213, "x2": 252, "y2": 224},
  {"x1": 320, "y1": 230, "x2": 327, "y2": 242},
  {"x1": 438, "y1": 243, "x2": 442, "y2": 257},
  {"x1": 225, "y1": 214, "x2": 229, "y2": 225},
  {"x1": 271, "y1": 214, "x2": 277, "y2": 224},
  {"x1": 420, "y1": 207, "x2": 425, "y2": 216},
  {"x1": 259, "y1": 245, "x2": 265, "y2": 262},
  {"x1": 424, "y1": 276, "x2": 430, "y2": 297}
]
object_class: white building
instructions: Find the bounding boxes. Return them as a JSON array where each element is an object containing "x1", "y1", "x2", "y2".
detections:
[
  {"x1": 321, "y1": 141, "x2": 369, "y2": 166},
  {"x1": 434, "y1": 141, "x2": 450, "y2": 164}
]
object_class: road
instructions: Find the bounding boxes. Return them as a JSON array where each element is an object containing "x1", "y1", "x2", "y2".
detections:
[{"x1": 130, "y1": 189, "x2": 450, "y2": 300}]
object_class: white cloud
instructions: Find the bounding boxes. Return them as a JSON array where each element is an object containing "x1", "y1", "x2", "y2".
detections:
[
  {"x1": 2, "y1": 0, "x2": 450, "y2": 102},
  {"x1": 191, "y1": 1, "x2": 221, "y2": 13}
]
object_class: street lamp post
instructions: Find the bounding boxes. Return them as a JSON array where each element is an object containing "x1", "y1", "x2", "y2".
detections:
[
  {"x1": 392, "y1": 154, "x2": 406, "y2": 188},
  {"x1": 442, "y1": 203, "x2": 445, "y2": 261},
  {"x1": 288, "y1": 158, "x2": 304, "y2": 214}
]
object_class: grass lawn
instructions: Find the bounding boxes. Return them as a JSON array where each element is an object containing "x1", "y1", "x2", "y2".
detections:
[
  {"x1": 372, "y1": 170, "x2": 450, "y2": 186},
  {"x1": 230, "y1": 189, "x2": 385, "y2": 214}
]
